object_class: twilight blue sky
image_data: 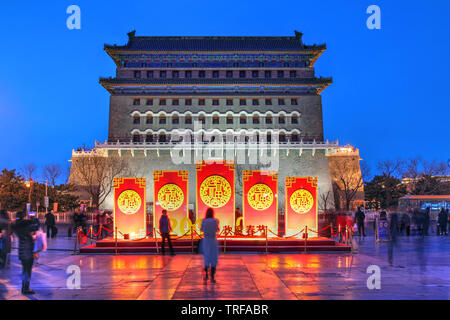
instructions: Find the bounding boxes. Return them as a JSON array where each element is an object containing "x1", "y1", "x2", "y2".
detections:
[{"x1": 0, "y1": 0, "x2": 449, "y2": 182}]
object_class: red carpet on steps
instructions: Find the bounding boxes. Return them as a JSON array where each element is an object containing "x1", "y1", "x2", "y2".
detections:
[{"x1": 79, "y1": 236, "x2": 351, "y2": 253}]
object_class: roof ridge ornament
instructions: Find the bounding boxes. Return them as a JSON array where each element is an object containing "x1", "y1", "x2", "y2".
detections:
[{"x1": 127, "y1": 30, "x2": 136, "y2": 40}]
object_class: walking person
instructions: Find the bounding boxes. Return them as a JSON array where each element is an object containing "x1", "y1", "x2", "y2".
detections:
[
  {"x1": 72, "y1": 208, "x2": 81, "y2": 236},
  {"x1": 99, "y1": 211, "x2": 108, "y2": 239},
  {"x1": 200, "y1": 208, "x2": 220, "y2": 283},
  {"x1": 423, "y1": 207, "x2": 430, "y2": 236},
  {"x1": 44, "y1": 210, "x2": 56, "y2": 239},
  {"x1": 388, "y1": 211, "x2": 399, "y2": 266},
  {"x1": 159, "y1": 210, "x2": 174, "y2": 256},
  {"x1": 355, "y1": 206, "x2": 366, "y2": 237},
  {"x1": 0, "y1": 210, "x2": 11, "y2": 269},
  {"x1": 11, "y1": 211, "x2": 40, "y2": 295},
  {"x1": 438, "y1": 208, "x2": 447, "y2": 235},
  {"x1": 401, "y1": 210, "x2": 411, "y2": 236}
]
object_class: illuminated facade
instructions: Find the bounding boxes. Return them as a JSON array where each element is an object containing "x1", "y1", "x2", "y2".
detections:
[{"x1": 70, "y1": 30, "x2": 364, "y2": 231}]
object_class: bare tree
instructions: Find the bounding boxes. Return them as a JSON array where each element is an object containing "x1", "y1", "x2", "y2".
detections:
[
  {"x1": 403, "y1": 157, "x2": 422, "y2": 179},
  {"x1": 377, "y1": 159, "x2": 404, "y2": 179},
  {"x1": 21, "y1": 163, "x2": 37, "y2": 181},
  {"x1": 330, "y1": 158, "x2": 364, "y2": 211},
  {"x1": 421, "y1": 159, "x2": 448, "y2": 176},
  {"x1": 43, "y1": 164, "x2": 62, "y2": 186},
  {"x1": 70, "y1": 152, "x2": 128, "y2": 209},
  {"x1": 319, "y1": 190, "x2": 332, "y2": 213},
  {"x1": 401, "y1": 158, "x2": 449, "y2": 194}
]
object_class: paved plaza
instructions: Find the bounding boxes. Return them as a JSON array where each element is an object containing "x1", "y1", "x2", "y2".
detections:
[{"x1": 0, "y1": 235, "x2": 449, "y2": 300}]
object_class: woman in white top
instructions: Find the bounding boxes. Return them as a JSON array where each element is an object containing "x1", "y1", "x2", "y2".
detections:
[{"x1": 200, "y1": 208, "x2": 220, "y2": 283}]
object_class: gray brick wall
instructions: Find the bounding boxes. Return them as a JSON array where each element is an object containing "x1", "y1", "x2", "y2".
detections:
[{"x1": 108, "y1": 95, "x2": 323, "y2": 141}]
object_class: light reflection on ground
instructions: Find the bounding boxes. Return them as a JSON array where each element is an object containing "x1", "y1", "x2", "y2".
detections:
[{"x1": 0, "y1": 235, "x2": 448, "y2": 300}]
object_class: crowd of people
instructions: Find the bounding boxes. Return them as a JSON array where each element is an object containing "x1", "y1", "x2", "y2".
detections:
[
  {"x1": 352, "y1": 206, "x2": 449, "y2": 238},
  {"x1": 0, "y1": 210, "x2": 46, "y2": 294},
  {"x1": 1, "y1": 202, "x2": 447, "y2": 295}
]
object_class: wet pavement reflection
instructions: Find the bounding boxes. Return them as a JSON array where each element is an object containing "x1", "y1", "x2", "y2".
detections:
[{"x1": 0, "y1": 235, "x2": 448, "y2": 300}]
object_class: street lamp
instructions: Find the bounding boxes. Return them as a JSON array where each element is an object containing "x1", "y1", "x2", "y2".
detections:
[
  {"x1": 24, "y1": 179, "x2": 48, "y2": 214},
  {"x1": 25, "y1": 178, "x2": 33, "y2": 212}
]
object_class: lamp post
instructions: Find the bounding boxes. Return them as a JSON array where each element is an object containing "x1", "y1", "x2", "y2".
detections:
[
  {"x1": 25, "y1": 179, "x2": 48, "y2": 215},
  {"x1": 44, "y1": 180, "x2": 48, "y2": 214},
  {"x1": 25, "y1": 178, "x2": 33, "y2": 212}
]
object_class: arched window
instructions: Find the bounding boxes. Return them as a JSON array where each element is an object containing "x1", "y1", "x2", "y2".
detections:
[{"x1": 133, "y1": 134, "x2": 141, "y2": 143}]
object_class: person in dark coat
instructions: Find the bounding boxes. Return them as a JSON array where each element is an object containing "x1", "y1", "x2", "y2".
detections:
[
  {"x1": 72, "y1": 209, "x2": 81, "y2": 234},
  {"x1": 0, "y1": 210, "x2": 12, "y2": 269},
  {"x1": 447, "y1": 209, "x2": 450, "y2": 235},
  {"x1": 79, "y1": 210, "x2": 88, "y2": 234},
  {"x1": 355, "y1": 207, "x2": 366, "y2": 237},
  {"x1": 159, "y1": 210, "x2": 174, "y2": 256},
  {"x1": 438, "y1": 208, "x2": 447, "y2": 235},
  {"x1": 412, "y1": 208, "x2": 423, "y2": 235},
  {"x1": 401, "y1": 211, "x2": 411, "y2": 236},
  {"x1": 11, "y1": 211, "x2": 39, "y2": 295},
  {"x1": 388, "y1": 212, "x2": 399, "y2": 266},
  {"x1": 423, "y1": 207, "x2": 430, "y2": 236},
  {"x1": 44, "y1": 210, "x2": 56, "y2": 238}
]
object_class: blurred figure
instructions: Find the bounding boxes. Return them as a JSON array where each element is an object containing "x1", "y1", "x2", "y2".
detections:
[
  {"x1": 11, "y1": 211, "x2": 39, "y2": 295},
  {"x1": 72, "y1": 208, "x2": 81, "y2": 235},
  {"x1": 159, "y1": 209, "x2": 174, "y2": 256},
  {"x1": 423, "y1": 207, "x2": 430, "y2": 236},
  {"x1": 79, "y1": 210, "x2": 88, "y2": 234},
  {"x1": 44, "y1": 210, "x2": 56, "y2": 238},
  {"x1": 99, "y1": 211, "x2": 108, "y2": 239},
  {"x1": 412, "y1": 208, "x2": 423, "y2": 236},
  {"x1": 189, "y1": 209, "x2": 195, "y2": 224},
  {"x1": 401, "y1": 210, "x2": 411, "y2": 236},
  {"x1": 0, "y1": 210, "x2": 11, "y2": 269},
  {"x1": 93, "y1": 210, "x2": 100, "y2": 239},
  {"x1": 388, "y1": 211, "x2": 399, "y2": 266},
  {"x1": 447, "y1": 209, "x2": 450, "y2": 235},
  {"x1": 355, "y1": 206, "x2": 366, "y2": 237},
  {"x1": 437, "y1": 208, "x2": 447, "y2": 236},
  {"x1": 200, "y1": 208, "x2": 219, "y2": 283}
]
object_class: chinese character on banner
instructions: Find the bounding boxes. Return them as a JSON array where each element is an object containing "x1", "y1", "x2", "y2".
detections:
[
  {"x1": 113, "y1": 178, "x2": 146, "y2": 240},
  {"x1": 153, "y1": 171, "x2": 189, "y2": 236},
  {"x1": 285, "y1": 177, "x2": 318, "y2": 238},
  {"x1": 243, "y1": 171, "x2": 278, "y2": 237},
  {"x1": 196, "y1": 161, "x2": 235, "y2": 231}
]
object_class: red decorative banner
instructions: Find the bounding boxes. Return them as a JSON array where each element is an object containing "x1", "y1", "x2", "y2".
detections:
[
  {"x1": 285, "y1": 177, "x2": 318, "y2": 238},
  {"x1": 196, "y1": 160, "x2": 235, "y2": 231},
  {"x1": 243, "y1": 171, "x2": 278, "y2": 237},
  {"x1": 113, "y1": 178, "x2": 146, "y2": 239},
  {"x1": 153, "y1": 171, "x2": 189, "y2": 236}
]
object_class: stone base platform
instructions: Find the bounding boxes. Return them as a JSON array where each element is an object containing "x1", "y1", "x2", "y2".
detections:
[{"x1": 79, "y1": 236, "x2": 351, "y2": 254}]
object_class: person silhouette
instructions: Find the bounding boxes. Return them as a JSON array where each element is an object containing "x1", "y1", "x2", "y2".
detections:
[{"x1": 200, "y1": 208, "x2": 219, "y2": 283}]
